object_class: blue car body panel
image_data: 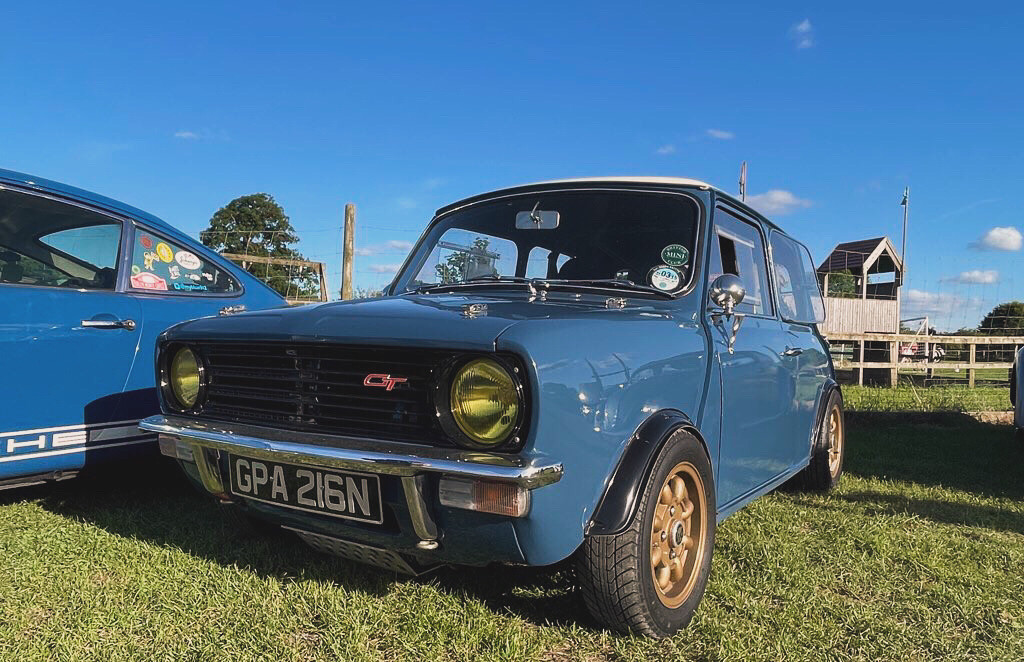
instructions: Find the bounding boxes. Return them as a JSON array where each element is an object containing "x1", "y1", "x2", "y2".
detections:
[
  {"x1": 152, "y1": 178, "x2": 834, "y2": 567},
  {"x1": 0, "y1": 168, "x2": 286, "y2": 483}
]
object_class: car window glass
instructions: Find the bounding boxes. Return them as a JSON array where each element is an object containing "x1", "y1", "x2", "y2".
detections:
[
  {"x1": 395, "y1": 191, "x2": 700, "y2": 294},
  {"x1": 0, "y1": 188, "x2": 121, "y2": 290},
  {"x1": 770, "y1": 232, "x2": 825, "y2": 324},
  {"x1": 410, "y1": 228, "x2": 518, "y2": 286},
  {"x1": 130, "y1": 229, "x2": 239, "y2": 294},
  {"x1": 525, "y1": 247, "x2": 569, "y2": 279},
  {"x1": 709, "y1": 209, "x2": 772, "y2": 316}
]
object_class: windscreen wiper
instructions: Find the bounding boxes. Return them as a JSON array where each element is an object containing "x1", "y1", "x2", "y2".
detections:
[
  {"x1": 539, "y1": 278, "x2": 676, "y2": 299},
  {"x1": 413, "y1": 275, "x2": 540, "y2": 294}
]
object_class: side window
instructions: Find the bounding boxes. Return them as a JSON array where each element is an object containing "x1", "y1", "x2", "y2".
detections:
[
  {"x1": 709, "y1": 209, "x2": 773, "y2": 316},
  {"x1": 770, "y1": 232, "x2": 825, "y2": 324},
  {"x1": 130, "y1": 229, "x2": 239, "y2": 294},
  {"x1": 0, "y1": 188, "x2": 121, "y2": 290}
]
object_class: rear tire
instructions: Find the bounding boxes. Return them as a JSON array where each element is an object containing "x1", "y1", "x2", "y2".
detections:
[
  {"x1": 575, "y1": 429, "x2": 715, "y2": 638},
  {"x1": 796, "y1": 390, "x2": 845, "y2": 492}
]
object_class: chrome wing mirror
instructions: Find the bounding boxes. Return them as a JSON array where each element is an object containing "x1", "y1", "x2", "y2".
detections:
[{"x1": 709, "y1": 274, "x2": 746, "y2": 354}]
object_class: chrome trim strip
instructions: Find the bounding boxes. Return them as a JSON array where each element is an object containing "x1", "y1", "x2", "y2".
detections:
[{"x1": 139, "y1": 415, "x2": 563, "y2": 489}]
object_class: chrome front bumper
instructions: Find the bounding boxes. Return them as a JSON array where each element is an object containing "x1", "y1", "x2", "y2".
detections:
[{"x1": 140, "y1": 415, "x2": 563, "y2": 550}]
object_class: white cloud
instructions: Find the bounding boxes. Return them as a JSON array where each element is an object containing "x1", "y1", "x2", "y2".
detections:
[
  {"x1": 745, "y1": 189, "x2": 812, "y2": 216},
  {"x1": 902, "y1": 289, "x2": 968, "y2": 317},
  {"x1": 970, "y1": 226, "x2": 1022, "y2": 251},
  {"x1": 655, "y1": 144, "x2": 676, "y2": 155},
  {"x1": 174, "y1": 130, "x2": 200, "y2": 140},
  {"x1": 354, "y1": 247, "x2": 375, "y2": 256},
  {"x1": 706, "y1": 129, "x2": 734, "y2": 140},
  {"x1": 368, "y1": 263, "x2": 403, "y2": 274},
  {"x1": 789, "y1": 19, "x2": 814, "y2": 49},
  {"x1": 944, "y1": 269, "x2": 999, "y2": 285},
  {"x1": 395, "y1": 197, "x2": 417, "y2": 209},
  {"x1": 386, "y1": 240, "x2": 414, "y2": 251},
  {"x1": 422, "y1": 177, "x2": 445, "y2": 190}
]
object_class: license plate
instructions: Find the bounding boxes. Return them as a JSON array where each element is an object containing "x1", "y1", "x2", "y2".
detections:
[{"x1": 228, "y1": 455, "x2": 383, "y2": 525}]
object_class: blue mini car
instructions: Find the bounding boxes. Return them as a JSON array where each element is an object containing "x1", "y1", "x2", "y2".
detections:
[
  {"x1": 142, "y1": 177, "x2": 844, "y2": 637},
  {"x1": 0, "y1": 169, "x2": 285, "y2": 489}
]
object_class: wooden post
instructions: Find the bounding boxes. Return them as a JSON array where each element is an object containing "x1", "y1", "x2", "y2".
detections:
[
  {"x1": 890, "y1": 340, "x2": 898, "y2": 387},
  {"x1": 858, "y1": 341, "x2": 865, "y2": 386},
  {"x1": 317, "y1": 263, "x2": 328, "y2": 303},
  {"x1": 968, "y1": 342, "x2": 976, "y2": 387},
  {"x1": 341, "y1": 203, "x2": 356, "y2": 300}
]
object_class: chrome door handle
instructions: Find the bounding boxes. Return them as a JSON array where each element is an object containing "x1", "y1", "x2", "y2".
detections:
[
  {"x1": 781, "y1": 346, "x2": 803, "y2": 357},
  {"x1": 81, "y1": 318, "x2": 136, "y2": 331}
]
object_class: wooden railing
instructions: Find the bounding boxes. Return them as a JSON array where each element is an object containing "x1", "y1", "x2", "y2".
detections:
[{"x1": 824, "y1": 332, "x2": 1024, "y2": 387}]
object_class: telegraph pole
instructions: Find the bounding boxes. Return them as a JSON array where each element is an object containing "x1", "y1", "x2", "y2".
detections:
[
  {"x1": 900, "y1": 187, "x2": 909, "y2": 278},
  {"x1": 341, "y1": 203, "x2": 356, "y2": 300}
]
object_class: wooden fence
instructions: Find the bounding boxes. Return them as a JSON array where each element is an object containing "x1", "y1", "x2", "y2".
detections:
[
  {"x1": 221, "y1": 253, "x2": 328, "y2": 305},
  {"x1": 825, "y1": 332, "x2": 1024, "y2": 387}
]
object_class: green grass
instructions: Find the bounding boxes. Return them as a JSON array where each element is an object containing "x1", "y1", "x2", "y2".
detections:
[
  {"x1": 843, "y1": 385, "x2": 1011, "y2": 412},
  {"x1": 2, "y1": 417, "x2": 1024, "y2": 661}
]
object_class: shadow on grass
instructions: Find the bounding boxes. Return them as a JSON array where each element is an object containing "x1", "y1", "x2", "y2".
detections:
[
  {"x1": 845, "y1": 412, "x2": 1024, "y2": 500},
  {"x1": 2, "y1": 458, "x2": 584, "y2": 629},
  {"x1": 828, "y1": 490, "x2": 1024, "y2": 537}
]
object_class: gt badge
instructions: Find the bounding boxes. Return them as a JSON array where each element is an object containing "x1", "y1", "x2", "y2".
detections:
[{"x1": 363, "y1": 374, "x2": 408, "y2": 391}]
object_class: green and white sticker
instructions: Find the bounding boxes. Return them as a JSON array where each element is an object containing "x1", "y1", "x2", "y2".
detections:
[
  {"x1": 661, "y1": 244, "x2": 690, "y2": 267},
  {"x1": 649, "y1": 265, "x2": 683, "y2": 292}
]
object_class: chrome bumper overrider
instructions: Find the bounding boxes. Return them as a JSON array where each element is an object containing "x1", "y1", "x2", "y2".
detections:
[{"x1": 140, "y1": 414, "x2": 563, "y2": 551}]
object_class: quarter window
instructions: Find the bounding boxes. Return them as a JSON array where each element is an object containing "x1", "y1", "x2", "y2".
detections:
[
  {"x1": 770, "y1": 232, "x2": 825, "y2": 324},
  {"x1": 129, "y1": 229, "x2": 239, "y2": 294},
  {"x1": 709, "y1": 209, "x2": 772, "y2": 316}
]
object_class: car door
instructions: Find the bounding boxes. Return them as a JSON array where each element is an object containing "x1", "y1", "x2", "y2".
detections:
[
  {"x1": 0, "y1": 187, "x2": 147, "y2": 481},
  {"x1": 706, "y1": 206, "x2": 795, "y2": 507},
  {"x1": 768, "y1": 231, "x2": 830, "y2": 469},
  {"x1": 115, "y1": 223, "x2": 263, "y2": 423}
]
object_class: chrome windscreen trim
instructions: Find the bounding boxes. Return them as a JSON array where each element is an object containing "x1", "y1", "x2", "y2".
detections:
[{"x1": 139, "y1": 415, "x2": 563, "y2": 489}]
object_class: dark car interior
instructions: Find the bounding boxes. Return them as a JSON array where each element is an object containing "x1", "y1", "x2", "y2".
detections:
[{"x1": 0, "y1": 188, "x2": 121, "y2": 290}]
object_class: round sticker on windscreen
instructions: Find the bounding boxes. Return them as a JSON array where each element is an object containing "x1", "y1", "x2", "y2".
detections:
[
  {"x1": 649, "y1": 265, "x2": 683, "y2": 292},
  {"x1": 661, "y1": 244, "x2": 690, "y2": 267}
]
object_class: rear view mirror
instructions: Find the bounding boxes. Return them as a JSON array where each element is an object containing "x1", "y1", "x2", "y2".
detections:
[{"x1": 515, "y1": 208, "x2": 559, "y2": 229}]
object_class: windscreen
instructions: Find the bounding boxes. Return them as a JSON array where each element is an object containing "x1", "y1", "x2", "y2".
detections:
[{"x1": 394, "y1": 190, "x2": 701, "y2": 295}]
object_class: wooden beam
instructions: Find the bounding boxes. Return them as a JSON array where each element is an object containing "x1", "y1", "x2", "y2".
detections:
[
  {"x1": 825, "y1": 332, "x2": 1024, "y2": 345},
  {"x1": 221, "y1": 253, "x2": 323, "y2": 269}
]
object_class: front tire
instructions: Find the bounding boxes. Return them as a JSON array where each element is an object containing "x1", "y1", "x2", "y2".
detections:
[{"x1": 576, "y1": 429, "x2": 715, "y2": 638}]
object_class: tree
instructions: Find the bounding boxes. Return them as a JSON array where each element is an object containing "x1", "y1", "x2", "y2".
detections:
[
  {"x1": 201, "y1": 193, "x2": 318, "y2": 299},
  {"x1": 978, "y1": 301, "x2": 1024, "y2": 335},
  {"x1": 826, "y1": 269, "x2": 858, "y2": 298}
]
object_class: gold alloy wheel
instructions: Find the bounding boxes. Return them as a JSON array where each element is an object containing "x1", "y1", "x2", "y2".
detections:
[
  {"x1": 827, "y1": 405, "x2": 844, "y2": 477},
  {"x1": 650, "y1": 461, "x2": 707, "y2": 609}
]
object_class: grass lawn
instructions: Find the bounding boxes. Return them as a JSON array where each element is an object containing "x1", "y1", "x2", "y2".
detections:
[
  {"x1": 2, "y1": 416, "x2": 1024, "y2": 661},
  {"x1": 843, "y1": 384, "x2": 1011, "y2": 413}
]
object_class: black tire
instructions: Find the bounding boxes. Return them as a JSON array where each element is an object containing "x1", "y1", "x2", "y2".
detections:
[
  {"x1": 575, "y1": 429, "x2": 715, "y2": 639},
  {"x1": 795, "y1": 389, "x2": 845, "y2": 492}
]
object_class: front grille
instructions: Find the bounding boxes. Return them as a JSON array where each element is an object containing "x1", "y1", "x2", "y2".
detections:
[{"x1": 197, "y1": 342, "x2": 454, "y2": 444}]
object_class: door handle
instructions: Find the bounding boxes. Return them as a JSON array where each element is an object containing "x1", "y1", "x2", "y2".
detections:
[
  {"x1": 81, "y1": 318, "x2": 137, "y2": 331},
  {"x1": 781, "y1": 346, "x2": 803, "y2": 357}
]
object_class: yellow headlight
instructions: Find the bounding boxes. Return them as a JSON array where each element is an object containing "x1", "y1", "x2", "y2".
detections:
[
  {"x1": 450, "y1": 358, "x2": 520, "y2": 446},
  {"x1": 170, "y1": 347, "x2": 201, "y2": 409}
]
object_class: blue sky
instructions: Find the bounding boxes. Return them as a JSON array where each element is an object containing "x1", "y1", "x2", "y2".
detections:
[{"x1": 1, "y1": 1, "x2": 1020, "y2": 329}]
